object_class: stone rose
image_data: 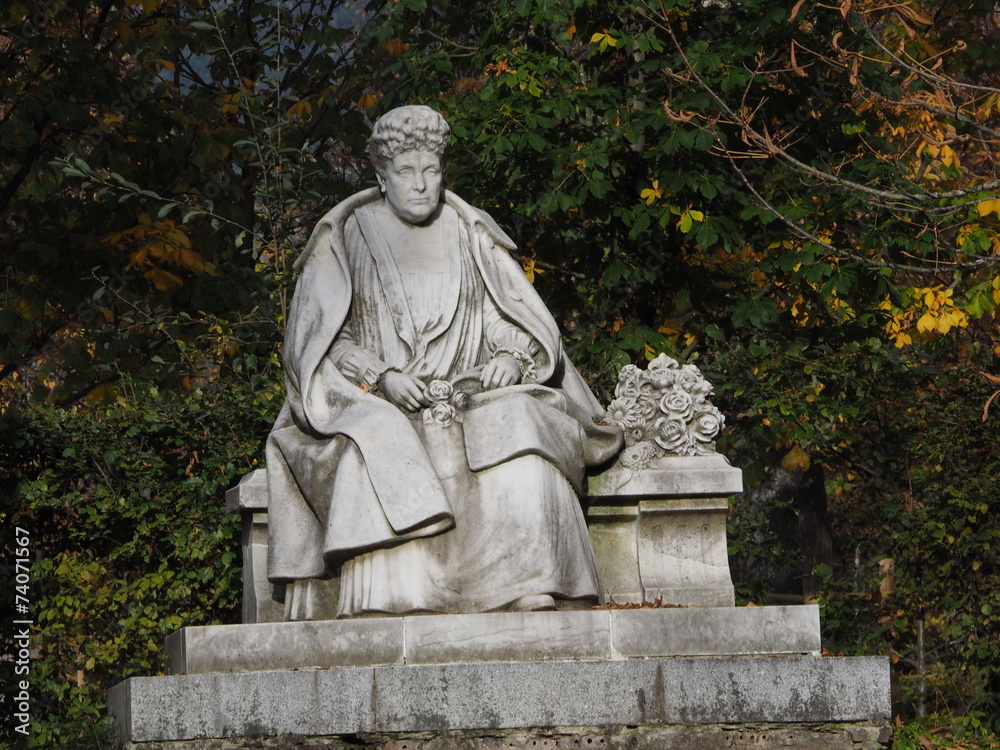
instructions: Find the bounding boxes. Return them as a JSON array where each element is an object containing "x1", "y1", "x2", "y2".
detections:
[
  {"x1": 423, "y1": 402, "x2": 457, "y2": 427},
  {"x1": 615, "y1": 380, "x2": 641, "y2": 400},
  {"x1": 653, "y1": 416, "x2": 688, "y2": 454},
  {"x1": 635, "y1": 393, "x2": 659, "y2": 419},
  {"x1": 659, "y1": 387, "x2": 694, "y2": 421},
  {"x1": 691, "y1": 410, "x2": 723, "y2": 444},
  {"x1": 648, "y1": 367, "x2": 678, "y2": 389},
  {"x1": 426, "y1": 379, "x2": 453, "y2": 402}
]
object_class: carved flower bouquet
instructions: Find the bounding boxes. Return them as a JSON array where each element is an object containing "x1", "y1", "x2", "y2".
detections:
[
  {"x1": 604, "y1": 354, "x2": 725, "y2": 469},
  {"x1": 421, "y1": 379, "x2": 470, "y2": 427}
]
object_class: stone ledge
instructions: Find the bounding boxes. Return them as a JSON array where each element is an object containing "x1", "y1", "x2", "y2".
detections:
[
  {"x1": 110, "y1": 655, "x2": 891, "y2": 744},
  {"x1": 165, "y1": 605, "x2": 821, "y2": 675},
  {"x1": 587, "y1": 454, "x2": 744, "y2": 498},
  {"x1": 115, "y1": 723, "x2": 894, "y2": 750}
]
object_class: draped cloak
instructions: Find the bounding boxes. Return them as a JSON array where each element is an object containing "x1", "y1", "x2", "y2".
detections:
[{"x1": 266, "y1": 187, "x2": 622, "y2": 613}]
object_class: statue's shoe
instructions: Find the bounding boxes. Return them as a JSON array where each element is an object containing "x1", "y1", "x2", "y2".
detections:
[{"x1": 511, "y1": 594, "x2": 556, "y2": 612}]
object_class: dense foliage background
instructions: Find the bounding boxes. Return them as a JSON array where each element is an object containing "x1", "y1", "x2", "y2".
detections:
[{"x1": 2, "y1": 0, "x2": 999, "y2": 747}]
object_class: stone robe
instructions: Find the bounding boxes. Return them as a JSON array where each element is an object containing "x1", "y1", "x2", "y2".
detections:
[{"x1": 266, "y1": 187, "x2": 622, "y2": 616}]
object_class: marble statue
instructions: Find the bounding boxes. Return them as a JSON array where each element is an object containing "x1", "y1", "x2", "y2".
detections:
[{"x1": 265, "y1": 105, "x2": 623, "y2": 618}]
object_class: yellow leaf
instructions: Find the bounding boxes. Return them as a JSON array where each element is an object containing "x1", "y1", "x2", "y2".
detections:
[
  {"x1": 940, "y1": 145, "x2": 958, "y2": 168},
  {"x1": 145, "y1": 268, "x2": 183, "y2": 291},
  {"x1": 976, "y1": 198, "x2": 1000, "y2": 217},
  {"x1": 781, "y1": 445, "x2": 811, "y2": 473},
  {"x1": 640, "y1": 179, "x2": 662, "y2": 206},
  {"x1": 916, "y1": 311, "x2": 937, "y2": 332},
  {"x1": 522, "y1": 258, "x2": 544, "y2": 283},
  {"x1": 358, "y1": 91, "x2": 379, "y2": 110},
  {"x1": 287, "y1": 100, "x2": 313, "y2": 119},
  {"x1": 590, "y1": 31, "x2": 618, "y2": 50}
]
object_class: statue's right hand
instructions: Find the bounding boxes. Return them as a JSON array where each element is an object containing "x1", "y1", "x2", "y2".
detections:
[{"x1": 379, "y1": 371, "x2": 431, "y2": 413}]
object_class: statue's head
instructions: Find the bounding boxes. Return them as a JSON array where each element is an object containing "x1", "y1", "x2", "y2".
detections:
[
  {"x1": 369, "y1": 105, "x2": 450, "y2": 176},
  {"x1": 370, "y1": 105, "x2": 450, "y2": 224}
]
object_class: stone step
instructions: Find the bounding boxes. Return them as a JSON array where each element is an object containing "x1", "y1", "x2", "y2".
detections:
[
  {"x1": 165, "y1": 605, "x2": 820, "y2": 675},
  {"x1": 110, "y1": 654, "x2": 890, "y2": 744}
]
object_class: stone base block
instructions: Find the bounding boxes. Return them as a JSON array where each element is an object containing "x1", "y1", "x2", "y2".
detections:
[
  {"x1": 165, "y1": 606, "x2": 822, "y2": 675},
  {"x1": 585, "y1": 455, "x2": 743, "y2": 607},
  {"x1": 110, "y1": 655, "x2": 891, "y2": 745},
  {"x1": 115, "y1": 723, "x2": 894, "y2": 750}
]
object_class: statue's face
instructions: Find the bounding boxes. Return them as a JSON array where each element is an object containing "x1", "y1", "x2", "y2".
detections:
[{"x1": 377, "y1": 149, "x2": 443, "y2": 224}]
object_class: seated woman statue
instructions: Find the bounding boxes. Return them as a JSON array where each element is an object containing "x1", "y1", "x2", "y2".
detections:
[{"x1": 266, "y1": 105, "x2": 622, "y2": 618}]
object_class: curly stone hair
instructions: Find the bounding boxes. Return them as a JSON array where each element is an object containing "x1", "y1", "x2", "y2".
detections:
[{"x1": 369, "y1": 105, "x2": 450, "y2": 175}]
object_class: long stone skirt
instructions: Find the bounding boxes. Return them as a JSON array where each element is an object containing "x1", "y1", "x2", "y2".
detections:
[{"x1": 336, "y1": 417, "x2": 600, "y2": 616}]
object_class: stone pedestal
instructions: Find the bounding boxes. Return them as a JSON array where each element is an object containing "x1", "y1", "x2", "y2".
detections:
[
  {"x1": 111, "y1": 461, "x2": 893, "y2": 750},
  {"x1": 586, "y1": 454, "x2": 742, "y2": 607},
  {"x1": 111, "y1": 655, "x2": 890, "y2": 745},
  {"x1": 164, "y1": 606, "x2": 822, "y2": 675},
  {"x1": 110, "y1": 606, "x2": 890, "y2": 748}
]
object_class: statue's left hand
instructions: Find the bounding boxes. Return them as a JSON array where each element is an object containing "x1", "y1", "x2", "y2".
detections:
[{"x1": 481, "y1": 355, "x2": 522, "y2": 390}]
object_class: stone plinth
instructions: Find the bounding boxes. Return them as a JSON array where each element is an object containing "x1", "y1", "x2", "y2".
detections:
[
  {"x1": 586, "y1": 454, "x2": 742, "y2": 607},
  {"x1": 109, "y1": 655, "x2": 891, "y2": 745},
  {"x1": 165, "y1": 606, "x2": 821, "y2": 675}
]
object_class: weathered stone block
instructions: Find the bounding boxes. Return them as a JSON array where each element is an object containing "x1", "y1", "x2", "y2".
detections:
[
  {"x1": 164, "y1": 607, "x2": 821, "y2": 675},
  {"x1": 165, "y1": 618, "x2": 405, "y2": 675},
  {"x1": 403, "y1": 610, "x2": 610, "y2": 665},
  {"x1": 610, "y1": 605, "x2": 821, "y2": 658},
  {"x1": 586, "y1": 454, "x2": 742, "y2": 606},
  {"x1": 109, "y1": 655, "x2": 891, "y2": 744}
]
